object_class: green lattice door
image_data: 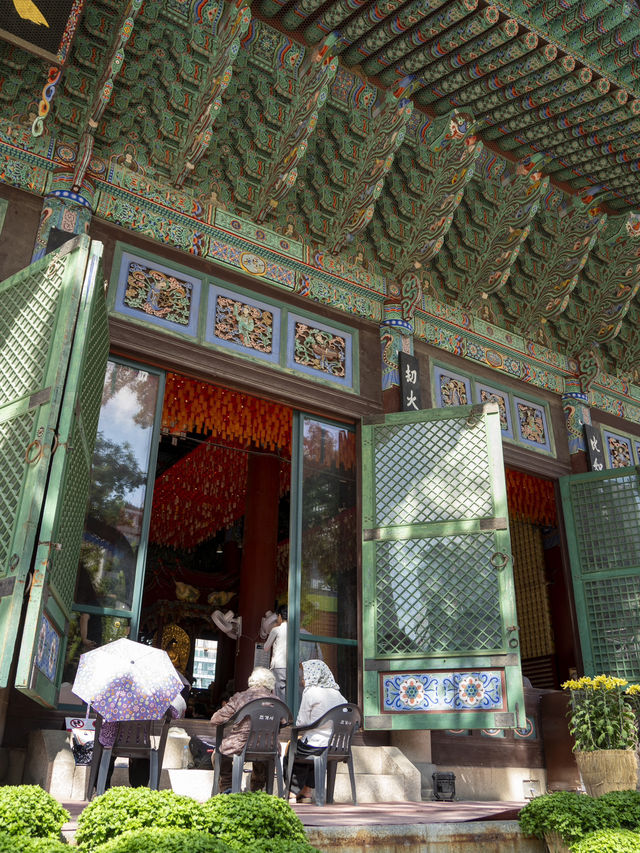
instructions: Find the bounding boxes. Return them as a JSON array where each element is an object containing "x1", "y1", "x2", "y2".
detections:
[
  {"x1": 0, "y1": 236, "x2": 108, "y2": 706},
  {"x1": 560, "y1": 466, "x2": 640, "y2": 680},
  {"x1": 362, "y1": 403, "x2": 525, "y2": 730}
]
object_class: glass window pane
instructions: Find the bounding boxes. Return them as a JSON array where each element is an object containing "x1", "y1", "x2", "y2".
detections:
[
  {"x1": 300, "y1": 420, "x2": 357, "y2": 641},
  {"x1": 75, "y1": 362, "x2": 159, "y2": 611},
  {"x1": 298, "y1": 642, "x2": 358, "y2": 704},
  {"x1": 193, "y1": 638, "x2": 218, "y2": 689}
]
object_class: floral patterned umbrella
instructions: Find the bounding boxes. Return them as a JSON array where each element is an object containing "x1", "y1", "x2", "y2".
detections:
[{"x1": 72, "y1": 638, "x2": 183, "y2": 722}]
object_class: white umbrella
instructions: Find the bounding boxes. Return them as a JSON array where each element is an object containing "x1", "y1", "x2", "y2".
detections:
[{"x1": 72, "y1": 637, "x2": 183, "y2": 722}]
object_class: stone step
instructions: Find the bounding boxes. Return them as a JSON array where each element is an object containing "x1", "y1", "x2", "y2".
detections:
[
  {"x1": 163, "y1": 767, "x2": 417, "y2": 804},
  {"x1": 23, "y1": 727, "x2": 422, "y2": 804}
]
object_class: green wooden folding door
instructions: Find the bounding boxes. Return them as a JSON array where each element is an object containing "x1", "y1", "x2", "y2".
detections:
[
  {"x1": 560, "y1": 466, "x2": 640, "y2": 681},
  {"x1": 361, "y1": 403, "x2": 525, "y2": 730},
  {"x1": 0, "y1": 236, "x2": 108, "y2": 706}
]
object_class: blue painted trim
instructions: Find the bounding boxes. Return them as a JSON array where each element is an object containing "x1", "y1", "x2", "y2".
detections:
[
  {"x1": 475, "y1": 382, "x2": 514, "y2": 440},
  {"x1": 513, "y1": 395, "x2": 553, "y2": 454},
  {"x1": 432, "y1": 364, "x2": 472, "y2": 407},
  {"x1": 113, "y1": 250, "x2": 202, "y2": 337},
  {"x1": 602, "y1": 429, "x2": 634, "y2": 469}
]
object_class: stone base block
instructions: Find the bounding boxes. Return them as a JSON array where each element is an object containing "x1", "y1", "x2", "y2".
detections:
[
  {"x1": 0, "y1": 748, "x2": 24, "y2": 785},
  {"x1": 23, "y1": 730, "x2": 89, "y2": 801},
  {"x1": 433, "y1": 765, "x2": 546, "y2": 802}
]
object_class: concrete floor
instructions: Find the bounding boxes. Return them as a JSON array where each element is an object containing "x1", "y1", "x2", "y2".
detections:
[{"x1": 61, "y1": 799, "x2": 545, "y2": 851}]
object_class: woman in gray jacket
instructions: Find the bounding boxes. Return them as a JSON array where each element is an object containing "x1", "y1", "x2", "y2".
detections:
[{"x1": 210, "y1": 666, "x2": 276, "y2": 793}]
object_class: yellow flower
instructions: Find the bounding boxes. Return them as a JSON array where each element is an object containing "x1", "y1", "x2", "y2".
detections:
[{"x1": 562, "y1": 674, "x2": 628, "y2": 692}]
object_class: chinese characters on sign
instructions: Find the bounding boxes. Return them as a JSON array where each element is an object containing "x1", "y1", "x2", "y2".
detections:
[
  {"x1": 584, "y1": 425, "x2": 605, "y2": 472},
  {"x1": 399, "y1": 353, "x2": 422, "y2": 412}
]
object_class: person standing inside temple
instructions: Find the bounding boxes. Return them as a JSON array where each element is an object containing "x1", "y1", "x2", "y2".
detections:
[{"x1": 264, "y1": 605, "x2": 287, "y2": 701}]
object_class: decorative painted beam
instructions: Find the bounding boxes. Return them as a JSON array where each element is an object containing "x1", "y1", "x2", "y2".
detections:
[
  {"x1": 421, "y1": 31, "x2": 540, "y2": 108},
  {"x1": 354, "y1": 0, "x2": 472, "y2": 71},
  {"x1": 303, "y1": 0, "x2": 396, "y2": 44},
  {"x1": 481, "y1": 66, "x2": 593, "y2": 139},
  {"x1": 173, "y1": 0, "x2": 251, "y2": 188},
  {"x1": 320, "y1": 89, "x2": 413, "y2": 253},
  {"x1": 510, "y1": 193, "x2": 607, "y2": 336},
  {"x1": 438, "y1": 152, "x2": 548, "y2": 309},
  {"x1": 441, "y1": 46, "x2": 567, "y2": 116},
  {"x1": 378, "y1": 6, "x2": 503, "y2": 86},
  {"x1": 70, "y1": 0, "x2": 143, "y2": 190},
  {"x1": 249, "y1": 41, "x2": 338, "y2": 222},
  {"x1": 569, "y1": 214, "x2": 640, "y2": 353},
  {"x1": 607, "y1": 305, "x2": 640, "y2": 377},
  {"x1": 408, "y1": 16, "x2": 522, "y2": 97},
  {"x1": 496, "y1": 77, "x2": 612, "y2": 149},
  {"x1": 350, "y1": 0, "x2": 475, "y2": 72},
  {"x1": 541, "y1": 99, "x2": 640, "y2": 152},
  {"x1": 433, "y1": 43, "x2": 558, "y2": 112},
  {"x1": 389, "y1": 111, "x2": 482, "y2": 277}
]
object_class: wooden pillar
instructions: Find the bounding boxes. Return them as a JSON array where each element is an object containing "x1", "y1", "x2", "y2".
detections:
[
  {"x1": 235, "y1": 453, "x2": 279, "y2": 689},
  {"x1": 561, "y1": 383, "x2": 590, "y2": 474},
  {"x1": 32, "y1": 171, "x2": 93, "y2": 262}
]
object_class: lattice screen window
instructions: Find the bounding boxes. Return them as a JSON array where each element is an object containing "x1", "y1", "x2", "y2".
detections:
[
  {"x1": 0, "y1": 256, "x2": 67, "y2": 576},
  {"x1": 375, "y1": 534, "x2": 502, "y2": 656},
  {"x1": 373, "y1": 418, "x2": 493, "y2": 527},
  {"x1": 570, "y1": 475, "x2": 640, "y2": 573},
  {"x1": 585, "y1": 575, "x2": 640, "y2": 679},
  {"x1": 47, "y1": 293, "x2": 109, "y2": 604}
]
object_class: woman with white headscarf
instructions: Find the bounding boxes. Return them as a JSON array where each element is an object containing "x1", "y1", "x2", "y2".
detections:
[{"x1": 289, "y1": 659, "x2": 347, "y2": 802}]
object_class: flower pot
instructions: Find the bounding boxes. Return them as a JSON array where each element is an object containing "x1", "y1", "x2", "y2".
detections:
[
  {"x1": 544, "y1": 832, "x2": 570, "y2": 853},
  {"x1": 574, "y1": 748, "x2": 638, "y2": 796}
]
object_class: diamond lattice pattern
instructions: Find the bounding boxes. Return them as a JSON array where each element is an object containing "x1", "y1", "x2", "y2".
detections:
[
  {"x1": 375, "y1": 534, "x2": 503, "y2": 655},
  {"x1": 570, "y1": 474, "x2": 640, "y2": 573},
  {"x1": 48, "y1": 286, "x2": 109, "y2": 609},
  {"x1": 585, "y1": 575, "x2": 640, "y2": 679},
  {"x1": 0, "y1": 256, "x2": 66, "y2": 408},
  {"x1": 373, "y1": 418, "x2": 493, "y2": 527},
  {"x1": 0, "y1": 255, "x2": 69, "y2": 576},
  {"x1": 0, "y1": 412, "x2": 36, "y2": 573}
]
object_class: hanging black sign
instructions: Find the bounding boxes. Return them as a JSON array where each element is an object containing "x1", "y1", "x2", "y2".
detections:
[
  {"x1": 399, "y1": 352, "x2": 422, "y2": 412},
  {"x1": 0, "y1": 0, "x2": 83, "y2": 64},
  {"x1": 584, "y1": 424, "x2": 606, "y2": 472}
]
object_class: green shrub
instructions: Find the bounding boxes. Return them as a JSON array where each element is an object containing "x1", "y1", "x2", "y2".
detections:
[
  {"x1": 75, "y1": 787, "x2": 206, "y2": 852},
  {"x1": 570, "y1": 828, "x2": 640, "y2": 852},
  {"x1": 518, "y1": 791, "x2": 620, "y2": 844},
  {"x1": 201, "y1": 793, "x2": 308, "y2": 850},
  {"x1": 0, "y1": 833, "x2": 68, "y2": 852},
  {"x1": 0, "y1": 786, "x2": 70, "y2": 839},
  {"x1": 598, "y1": 790, "x2": 640, "y2": 829},
  {"x1": 245, "y1": 841, "x2": 322, "y2": 853},
  {"x1": 93, "y1": 828, "x2": 232, "y2": 853}
]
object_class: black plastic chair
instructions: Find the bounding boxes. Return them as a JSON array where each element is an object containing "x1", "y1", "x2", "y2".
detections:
[
  {"x1": 211, "y1": 697, "x2": 292, "y2": 797},
  {"x1": 86, "y1": 711, "x2": 172, "y2": 798},
  {"x1": 285, "y1": 703, "x2": 361, "y2": 806}
]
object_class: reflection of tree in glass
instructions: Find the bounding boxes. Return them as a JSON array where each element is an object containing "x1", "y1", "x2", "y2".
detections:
[
  {"x1": 101, "y1": 363, "x2": 156, "y2": 428},
  {"x1": 301, "y1": 422, "x2": 357, "y2": 641},
  {"x1": 88, "y1": 433, "x2": 146, "y2": 525}
]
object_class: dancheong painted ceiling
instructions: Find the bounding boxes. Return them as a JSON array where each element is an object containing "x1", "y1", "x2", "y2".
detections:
[{"x1": 2, "y1": 0, "x2": 640, "y2": 378}]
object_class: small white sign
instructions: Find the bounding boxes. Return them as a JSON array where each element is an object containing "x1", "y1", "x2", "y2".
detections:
[{"x1": 66, "y1": 717, "x2": 95, "y2": 732}]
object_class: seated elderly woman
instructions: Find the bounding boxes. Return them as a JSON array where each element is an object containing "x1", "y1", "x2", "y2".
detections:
[
  {"x1": 288, "y1": 659, "x2": 347, "y2": 803},
  {"x1": 209, "y1": 666, "x2": 276, "y2": 793}
]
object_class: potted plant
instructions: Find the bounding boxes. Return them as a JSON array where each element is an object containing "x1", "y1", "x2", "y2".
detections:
[{"x1": 562, "y1": 675, "x2": 639, "y2": 796}]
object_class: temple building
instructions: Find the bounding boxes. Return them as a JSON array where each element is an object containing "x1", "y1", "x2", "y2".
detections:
[{"x1": 1, "y1": 0, "x2": 640, "y2": 799}]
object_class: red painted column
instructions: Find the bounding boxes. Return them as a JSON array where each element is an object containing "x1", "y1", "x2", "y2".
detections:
[{"x1": 235, "y1": 453, "x2": 279, "y2": 689}]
